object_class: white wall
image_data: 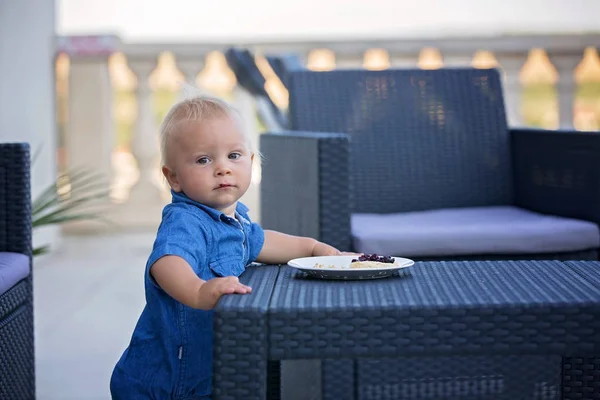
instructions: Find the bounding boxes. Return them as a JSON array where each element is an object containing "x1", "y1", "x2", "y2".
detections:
[
  {"x1": 57, "y1": 0, "x2": 600, "y2": 41},
  {"x1": 0, "y1": 0, "x2": 58, "y2": 252}
]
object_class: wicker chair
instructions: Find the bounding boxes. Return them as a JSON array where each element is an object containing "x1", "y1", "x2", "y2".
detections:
[
  {"x1": 0, "y1": 142, "x2": 35, "y2": 399},
  {"x1": 259, "y1": 68, "x2": 600, "y2": 260}
]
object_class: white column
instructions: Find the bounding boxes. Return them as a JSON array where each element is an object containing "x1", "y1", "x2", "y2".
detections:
[
  {"x1": 363, "y1": 49, "x2": 391, "y2": 70},
  {"x1": 418, "y1": 48, "x2": 444, "y2": 70},
  {"x1": 389, "y1": 54, "x2": 419, "y2": 68},
  {"x1": 496, "y1": 54, "x2": 528, "y2": 127},
  {"x1": 66, "y1": 57, "x2": 114, "y2": 180},
  {"x1": 129, "y1": 58, "x2": 161, "y2": 199},
  {"x1": 61, "y1": 55, "x2": 116, "y2": 234},
  {"x1": 548, "y1": 53, "x2": 581, "y2": 129},
  {"x1": 336, "y1": 55, "x2": 363, "y2": 69},
  {"x1": 177, "y1": 58, "x2": 207, "y2": 99},
  {"x1": 232, "y1": 86, "x2": 261, "y2": 222},
  {"x1": 443, "y1": 53, "x2": 474, "y2": 67},
  {"x1": 109, "y1": 57, "x2": 168, "y2": 229},
  {"x1": 0, "y1": 0, "x2": 58, "y2": 252}
]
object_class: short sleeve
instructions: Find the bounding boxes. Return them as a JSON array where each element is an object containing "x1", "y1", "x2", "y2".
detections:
[
  {"x1": 146, "y1": 205, "x2": 209, "y2": 288},
  {"x1": 247, "y1": 221, "x2": 265, "y2": 263},
  {"x1": 237, "y1": 208, "x2": 264, "y2": 263}
]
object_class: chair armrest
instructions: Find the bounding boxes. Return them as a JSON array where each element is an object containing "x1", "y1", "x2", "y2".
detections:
[
  {"x1": 0, "y1": 143, "x2": 32, "y2": 256},
  {"x1": 511, "y1": 128, "x2": 600, "y2": 226},
  {"x1": 259, "y1": 131, "x2": 352, "y2": 251}
]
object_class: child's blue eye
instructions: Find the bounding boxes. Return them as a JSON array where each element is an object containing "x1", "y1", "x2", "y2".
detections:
[
  {"x1": 229, "y1": 153, "x2": 241, "y2": 160},
  {"x1": 197, "y1": 157, "x2": 209, "y2": 164}
]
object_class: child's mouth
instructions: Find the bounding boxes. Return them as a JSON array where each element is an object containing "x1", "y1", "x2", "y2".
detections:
[{"x1": 216, "y1": 184, "x2": 235, "y2": 189}]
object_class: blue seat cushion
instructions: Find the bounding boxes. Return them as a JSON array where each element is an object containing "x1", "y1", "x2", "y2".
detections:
[
  {"x1": 0, "y1": 252, "x2": 30, "y2": 296},
  {"x1": 351, "y1": 206, "x2": 600, "y2": 257}
]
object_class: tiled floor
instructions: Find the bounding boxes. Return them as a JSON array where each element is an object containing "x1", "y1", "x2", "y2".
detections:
[{"x1": 34, "y1": 232, "x2": 155, "y2": 400}]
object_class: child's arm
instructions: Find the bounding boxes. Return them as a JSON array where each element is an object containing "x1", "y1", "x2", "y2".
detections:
[
  {"x1": 255, "y1": 230, "x2": 340, "y2": 264},
  {"x1": 151, "y1": 255, "x2": 251, "y2": 310}
]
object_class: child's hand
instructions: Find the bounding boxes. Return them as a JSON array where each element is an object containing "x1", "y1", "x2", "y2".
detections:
[
  {"x1": 312, "y1": 241, "x2": 362, "y2": 257},
  {"x1": 312, "y1": 241, "x2": 339, "y2": 256},
  {"x1": 312, "y1": 241, "x2": 343, "y2": 256},
  {"x1": 197, "y1": 277, "x2": 252, "y2": 310}
]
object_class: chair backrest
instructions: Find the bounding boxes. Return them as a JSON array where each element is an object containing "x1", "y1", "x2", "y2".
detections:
[
  {"x1": 0, "y1": 142, "x2": 32, "y2": 256},
  {"x1": 265, "y1": 53, "x2": 305, "y2": 89},
  {"x1": 286, "y1": 68, "x2": 514, "y2": 213}
]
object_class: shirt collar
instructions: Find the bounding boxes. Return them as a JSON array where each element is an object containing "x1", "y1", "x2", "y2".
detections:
[{"x1": 171, "y1": 190, "x2": 249, "y2": 221}]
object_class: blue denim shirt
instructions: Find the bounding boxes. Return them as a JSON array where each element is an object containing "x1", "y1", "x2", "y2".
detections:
[{"x1": 110, "y1": 190, "x2": 265, "y2": 400}]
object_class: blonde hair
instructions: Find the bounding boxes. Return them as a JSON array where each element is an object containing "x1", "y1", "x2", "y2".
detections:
[{"x1": 159, "y1": 95, "x2": 256, "y2": 166}]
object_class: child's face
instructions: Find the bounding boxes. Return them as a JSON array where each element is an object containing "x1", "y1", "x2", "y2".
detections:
[{"x1": 162, "y1": 116, "x2": 254, "y2": 216}]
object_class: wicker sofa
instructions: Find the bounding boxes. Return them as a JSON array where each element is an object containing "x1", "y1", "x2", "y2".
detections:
[{"x1": 0, "y1": 142, "x2": 35, "y2": 399}]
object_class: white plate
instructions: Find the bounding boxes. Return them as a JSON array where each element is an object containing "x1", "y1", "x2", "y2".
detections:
[{"x1": 287, "y1": 255, "x2": 414, "y2": 280}]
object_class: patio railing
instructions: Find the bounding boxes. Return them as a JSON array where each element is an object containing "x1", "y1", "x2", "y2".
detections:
[{"x1": 54, "y1": 33, "x2": 600, "y2": 231}]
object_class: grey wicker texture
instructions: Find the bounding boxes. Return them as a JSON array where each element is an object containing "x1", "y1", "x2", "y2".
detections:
[
  {"x1": 0, "y1": 280, "x2": 29, "y2": 322},
  {"x1": 0, "y1": 304, "x2": 35, "y2": 400},
  {"x1": 355, "y1": 356, "x2": 561, "y2": 400},
  {"x1": 213, "y1": 265, "x2": 279, "y2": 400},
  {"x1": 269, "y1": 261, "x2": 600, "y2": 359},
  {"x1": 322, "y1": 359, "x2": 355, "y2": 400},
  {"x1": 562, "y1": 358, "x2": 600, "y2": 400},
  {"x1": 317, "y1": 132, "x2": 352, "y2": 252},
  {"x1": 0, "y1": 143, "x2": 32, "y2": 255},
  {"x1": 287, "y1": 68, "x2": 513, "y2": 214},
  {"x1": 267, "y1": 262, "x2": 600, "y2": 398},
  {"x1": 260, "y1": 132, "x2": 352, "y2": 251},
  {"x1": 561, "y1": 262, "x2": 600, "y2": 399},
  {"x1": 266, "y1": 361, "x2": 281, "y2": 400},
  {"x1": 563, "y1": 261, "x2": 600, "y2": 285},
  {"x1": 0, "y1": 142, "x2": 35, "y2": 400},
  {"x1": 512, "y1": 128, "x2": 600, "y2": 228},
  {"x1": 413, "y1": 249, "x2": 598, "y2": 262}
]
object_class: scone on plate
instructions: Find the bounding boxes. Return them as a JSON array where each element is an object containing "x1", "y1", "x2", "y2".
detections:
[{"x1": 349, "y1": 254, "x2": 398, "y2": 268}]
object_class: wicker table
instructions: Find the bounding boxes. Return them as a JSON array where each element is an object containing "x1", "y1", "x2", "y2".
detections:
[{"x1": 214, "y1": 261, "x2": 600, "y2": 400}]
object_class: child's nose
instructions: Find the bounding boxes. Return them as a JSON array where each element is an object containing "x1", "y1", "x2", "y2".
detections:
[
  {"x1": 216, "y1": 169, "x2": 231, "y2": 176},
  {"x1": 215, "y1": 162, "x2": 232, "y2": 176}
]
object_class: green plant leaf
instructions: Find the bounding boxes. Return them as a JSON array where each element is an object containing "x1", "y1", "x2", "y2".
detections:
[
  {"x1": 33, "y1": 245, "x2": 50, "y2": 256},
  {"x1": 35, "y1": 212, "x2": 107, "y2": 226},
  {"x1": 33, "y1": 191, "x2": 111, "y2": 224},
  {"x1": 33, "y1": 193, "x2": 110, "y2": 227},
  {"x1": 33, "y1": 187, "x2": 110, "y2": 215},
  {"x1": 31, "y1": 165, "x2": 115, "y2": 257},
  {"x1": 32, "y1": 169, "x2": 108, "y2": 215}
]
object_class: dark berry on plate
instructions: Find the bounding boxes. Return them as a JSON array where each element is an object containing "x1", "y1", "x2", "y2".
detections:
[{"x1": 351, "y1": 254, "x2": 394, "y2": 263}]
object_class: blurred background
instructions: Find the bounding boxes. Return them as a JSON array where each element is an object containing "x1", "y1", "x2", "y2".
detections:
[{"x1": 1, "y1": 0, "x2": 600, "y2": 398}]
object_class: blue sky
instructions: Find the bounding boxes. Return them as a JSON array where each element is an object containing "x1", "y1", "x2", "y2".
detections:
[{"x1": 57, "y1": 0, "x2": 600, "y2": 42}]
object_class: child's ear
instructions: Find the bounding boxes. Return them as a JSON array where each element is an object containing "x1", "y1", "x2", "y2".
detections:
[{"x1": 162, "y1": 165, "x2": 181, "y2": 192}]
